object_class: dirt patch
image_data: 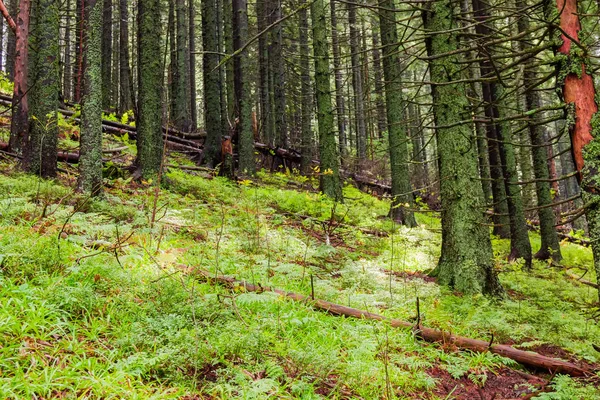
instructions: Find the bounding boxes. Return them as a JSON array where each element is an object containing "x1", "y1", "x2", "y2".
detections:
[
  {"x1": 383, "y1": 269, "x2": 437, "y2": 283},
  {"x1": 506, "y1": 289, "x2": 527, "y2": 300},
  {"x1": 314, "y1": 374, "x2": 356, "y2": 399},
  {"x1": 427, "y1": 366, "x2": 546, "y2": 400}
]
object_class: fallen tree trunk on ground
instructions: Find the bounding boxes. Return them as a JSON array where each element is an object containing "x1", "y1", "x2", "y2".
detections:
[{"x1": 193, "y1": 268, "x2": 592, "y2": 377}]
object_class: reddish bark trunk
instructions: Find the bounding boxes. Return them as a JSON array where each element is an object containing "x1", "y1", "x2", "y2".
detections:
[
  {"x1": 556, "y1": 0, "x2": 597, "y2": 179},
  {"x1": 0, "y1": 0, "x2": 16, "y2": 32},
  {"x1": 8, "y1": 0, "x2": 31, "y2": 154}
]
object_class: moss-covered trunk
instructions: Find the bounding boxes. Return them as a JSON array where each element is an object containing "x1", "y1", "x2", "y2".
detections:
[
  {"x1": 348, "y1": 1, "x2": 366, "y2": 162},
  {"x1": 101, "y1": 0, "x2": 112, "y2": 109},
  {"x1": 329, "y1": 0, "x2": 347, "y2": 161},
  {"x1": 378, "y1": 0, "x2": 416, "y2": 226},
  {"x1": 299, "y1": 6, "x2": 313, "y2": 173},
  {"x1": 472, "y1": 0, "x2": 531, "y2": 268},
  {"x1": 173, "y1": 0, "x2": 191, "y2": 131},
  {"x1": 136, "y1": 0, "x2": 163, "y2": 179},
  {"x1": 118, "y1": 0, "x2": 133, "y2": 114},
  {"x1": 311, "y1": 0, "x2": 341, "y2": 201},
  {"x1": 23, "y1": 0, "x2": 60, "y2": 178},
  {"x1": 78, "y1": 0, "x2": 103, "y2": 196},
  {"x1": 232, "y1": 0, "x2": 254, "y2": 175},
  {"x1": 201, "y1": 0, "x2": 222, "y2": 167},
  {"x1": 422, "y1": 0, "x2": 503, "y2": 296}
]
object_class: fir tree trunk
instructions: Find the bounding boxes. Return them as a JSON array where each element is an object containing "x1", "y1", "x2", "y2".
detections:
[
  {"x1": 118, "y1": 0, "x2": 133, "y2": 114},
  {"x1": 78, "y1": 0, "x2": 103, "y2": 196},
  {"x1": 547, "y1": 0, "x2": 600, "y2": 297},
  {"x1": 6, "y1": 0, "x2": 16, "y2": 78},
  {"x1": 422, "y1": 0, "x2": 503, "y2": 296},
  {"x1": 299, "y1": 5, "x2": 312, "y2": 173},
  {"x1": 378, "y1": 0, "x2": 416, "y2": 226},
  {"x1": 256, "y1": 0, "x2": 270, "y2": 143},
  {"x1": 8, "y1": 0, "x2": 30, "y2": 154},
  {"x1": 136, "y1": 0, "x2": 163, "y2": 178},
  {"x1": 63, "y1": 0, "x2": 72, "y2": 100},
  {"x1": 329, "y1": 0, "x2": 346, "y2": 160},
  {"x1": 73, "y1": 0, "x2": 83, "y2": 102},
  {"x1": 516, "y1": 0, "x2": 561, "y2": 262},
  {"x1": 201, "y1": 0, "x2": 222, "y2": 167},
  {"x1": 371, "y1": 17, "x2": 386, "y2": 139},
  {"x1": 472, "y1": 0, "x2": 531, "y2": 268},
  {"x1": 232, "y1": 0, "x2": 253, "y2": 175},
  {"x1": 311, "y1": 0, "x2": 341, "y2": 200},
  {"x1": 173, "y1": 0, "x2": 191, "y2": 131},
  {"x1": 189, "y1": 0, "x2": 197, "y2": 130},
  {"x1": 101, "y1": 0, "x2": 112, "y2": 109},
  {"x1": 348, "y1": 1, "x2": 366, "y2": 161},
  {"x1": 223, "y1": 0, "x2": 234, "y2": 123},
  {"x1": 270, "y1": 0, "x2": 286, "y2": 147},
  {"x1": 23, "y1": 0, "x2": 60, "y2": 178}
]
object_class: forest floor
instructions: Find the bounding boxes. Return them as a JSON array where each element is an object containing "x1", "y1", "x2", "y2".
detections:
[
  {"x1": 1, "y1": 134, "x2": 600, "y2": 399},
  {"x1": 0, "y1": 77, "x2": 600, "y2": 398}
]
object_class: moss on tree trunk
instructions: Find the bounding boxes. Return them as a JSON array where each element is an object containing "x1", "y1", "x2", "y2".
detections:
[
  {"x1": 311, "y1": 0, "x2": 341, "y2": 201},
  {"x1": 78, "y1": 0, "x2": 103, "y2": 196},
  {"x1": 378, "y1": 0, "x2": 416, "y2": 227},
  {"x1": 422, "y1": 0, "x2": 503, "y2": 296},
  {"x1": 136, "y1": 0, "x2": 163, "y2": 179}
]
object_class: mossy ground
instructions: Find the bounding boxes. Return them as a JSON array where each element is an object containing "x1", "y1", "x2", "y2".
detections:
[
  {"x1": 0, "y1": 153, "x2": 599, "y2": 398},
  {"x1": 0, "y1": 97, "x2": 599, "y2": 398}
]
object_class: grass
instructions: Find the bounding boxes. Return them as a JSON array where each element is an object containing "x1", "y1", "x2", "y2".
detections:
[{"x1": 0, "y1": 157, "x2": 599, "y2": 399}]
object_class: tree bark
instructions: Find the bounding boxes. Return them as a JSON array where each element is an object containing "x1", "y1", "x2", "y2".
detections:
[
  {"x1": 201, "y1": 0, "x2": 222, "y2": 167},
  {"x1": 101, "y1": 0, "x2": 112, "y2": 109},
  {"x1": 23, "y1": 0, "x2": 60, "y2": 178},
  {"x1": 311, "y1": 0, "x2": 341, "y2": 200},
  {"x1": 7, "y1": 0, "x2": 30, "y2": 154},
  {"x1": 136, "y1": 0, "x2": 163, "y2": 178},
  {"x1": 232, "y1": 0, "x2": 254, "y2": 175},
  {"x1": 423, "y1": 0, "x2": 503, "y2": 296},
  {"x1": 329, "y1": 0, "x2": 347, "y2": 161},
  {"x1": 379, "y1": 0, "x2": 416, "y2": 226},
  {"x1": 547, "y1": 0, "x2": 600, "y2": 297},
  {"x1": 6, "y1": 0, "x2": 17, "y2": 79},
  {"x1": 78, "y1": 0, "x2": 103, "y2": 195},
  {"x1": 348, "y1": 1, "x2": 366, "y2": 161},
  {"x1": 118, "y1": 0, "x2": 133, "y2": 114},
  {"x1": 299, "y1": 5, "x2": 312, "y2": 174}
]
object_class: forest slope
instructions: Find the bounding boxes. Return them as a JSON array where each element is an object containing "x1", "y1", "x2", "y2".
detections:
[{"x1": 0, "y1": 158, "x2": 599, "y2": 399}]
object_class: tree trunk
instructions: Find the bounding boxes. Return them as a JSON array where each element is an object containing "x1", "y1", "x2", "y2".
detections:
[
  {"x1": 189, "y1": 0, "x2": 197, "y2": 130},
  {"x1": 118, "y1": 0, "x2": 133, "y2": 114},
  {"x1": 23, "y1": 0, "x2": 60, "y2": 178},
  {"x1": 8, "y1": 0, "x2": 30, "y2": 154},
  {"x1": 78, "y1": 0, "x2": 103, "y2": 195},
  {"x1": 256, "y1": 0, "x2": 270, "y2": 143},
  {"x1": 515, "y1": 0, "x2": 561, "y2": 262},
  {"x1": 136, "y1": 0, "x2": 163, "y2": 178},
  {"x1": 63, "y1": 0, "x2": 72, "y2": 100},
  {"x1": 6, "y1": 0, "x2": 16, "y2": 78},
  {"x1": 223, "y1": 0, "x2": 234, "y2": 124},
  {"x1": 101, "y1": 0, "x2": 112, "y2": 109},
  {"x1": 371, "y1": 17, "x2": 386, "y2": 139},
  {"x1": 232, "y1": 0, "x2": 253, "y2": 175},
  {"x1": 472, "y1": 0, "x2": 531, "y2": 268},
  {"x1": 173, "y1": 0, "x2": 191, "y2": 131},
  {"x1": 329, "y1": 0, "x2": 346, "y2": 161},
  {"x1": 378, "y1": 0, "x2": 416, "y2": 226},
  {"x1": 547, "y1": 0, "x2": 600, "y2": 297},
  {"x1": 270, "y1": 0, "x2": 286, "y2": 147},
  {"x1": 348, "y1": 1, "x2": 366, "y2": 161},
  {"x1": 299, "y1": 5, "x2": 312, "y2": 173},
  {"x1": 73, "y1": 0, "x2": 83, "y2": 102},
  {"x1": 422, "y1": 0, "x2": 503, "y2": 296},
  {"x1": 201, "y1": 0, "x2": 222, "y2": 167},
  {"x1": 311, "y1": 0, "x2": 341, "y2": 200}
]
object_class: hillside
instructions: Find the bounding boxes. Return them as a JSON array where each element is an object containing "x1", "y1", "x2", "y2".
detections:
[{"x1": 0, "y1": 156, "x2": 599, "y2": 399}]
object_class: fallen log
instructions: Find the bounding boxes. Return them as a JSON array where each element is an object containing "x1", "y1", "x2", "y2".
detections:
[{"x1": 193, "y1": 268, "x2": 591, "y2": 377}]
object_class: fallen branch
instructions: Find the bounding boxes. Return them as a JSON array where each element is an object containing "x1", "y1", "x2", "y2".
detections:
[{"x1": 192, "y1": 268, "x2": 592, "y2": 377}]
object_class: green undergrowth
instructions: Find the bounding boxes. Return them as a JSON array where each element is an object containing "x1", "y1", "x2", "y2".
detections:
[{"x1": 0, "y1": 165, "x2": 599, "y2": 399}]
